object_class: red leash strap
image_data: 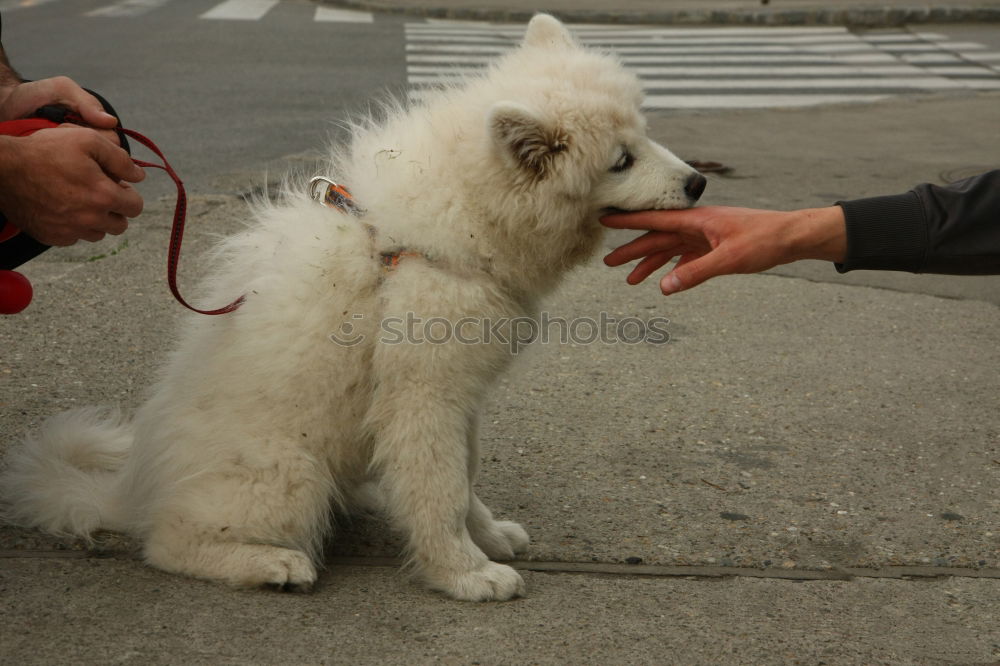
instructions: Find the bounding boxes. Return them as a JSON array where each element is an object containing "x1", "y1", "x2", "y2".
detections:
[{"x1": 117, "y1": 127, "x2": 245, "y2": 315}]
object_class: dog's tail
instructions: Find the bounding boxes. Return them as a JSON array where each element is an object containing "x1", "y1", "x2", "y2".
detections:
[{"x1": 0, "y1": 407, "x2": 134, "y2": 538}]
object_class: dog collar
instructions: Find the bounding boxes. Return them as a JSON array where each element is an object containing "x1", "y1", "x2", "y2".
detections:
[{"x1": 309, "y1": 176, "x2": 420, "y2": 272}]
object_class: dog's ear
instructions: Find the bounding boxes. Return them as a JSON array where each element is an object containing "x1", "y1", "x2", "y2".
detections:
[
  {"x1": 488, "y1": 102, "x2": 568, "y2": 179},
  {"x1": 522, "y1": 14, "x2": 575, "y2": 50}
]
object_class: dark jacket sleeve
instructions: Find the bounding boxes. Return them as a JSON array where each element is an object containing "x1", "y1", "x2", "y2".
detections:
[{"x1": 835, "y1": 170, "x2": 1000, "y2": 275}]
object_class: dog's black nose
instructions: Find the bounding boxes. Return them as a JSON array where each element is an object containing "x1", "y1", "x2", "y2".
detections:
[{"x1": 685, "y1": 172, "x2": 707, "y2": 202}]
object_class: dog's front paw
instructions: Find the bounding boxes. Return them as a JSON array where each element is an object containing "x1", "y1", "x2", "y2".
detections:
[
  {"x1": 470, "y1": 519, "x2": 531, "y2": 560},
  {"x1": 430, "y1": 562, "x2": 525, "y2": 602}
]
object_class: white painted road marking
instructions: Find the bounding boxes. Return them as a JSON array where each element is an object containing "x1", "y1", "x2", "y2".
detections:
[
  {"x1": 314, "y1": 6, "x2": 373, "y2": 23},
  {"x1": 200, "y1": 0, "x2": 281, "y2": 21},
  {"x1": 86, "y1": 0, "x2": 171, "y2": 17},
  {"x1": 405, "y1": 23, "x2": 1000, "y2": 110}
]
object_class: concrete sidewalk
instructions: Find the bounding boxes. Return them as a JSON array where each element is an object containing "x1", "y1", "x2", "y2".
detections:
[
  {"x1": 4, "y1": 0, "x2": 1000, "y2": 649},
  {"x1": 323, "y1": 0, "x2": 1000, "y2": 25},
  {"x1": 3, "y1": 86, "x2": 1000, "y2": 662}
]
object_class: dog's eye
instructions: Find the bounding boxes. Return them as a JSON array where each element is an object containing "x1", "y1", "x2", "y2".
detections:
[{"x1": 610, "y1": 149, "x2": 635, "y2": 173}]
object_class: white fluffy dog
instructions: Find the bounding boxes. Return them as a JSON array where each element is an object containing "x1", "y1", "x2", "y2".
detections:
[{"x1": 1, "y1": 15, "x2": 704, "y2": 601}]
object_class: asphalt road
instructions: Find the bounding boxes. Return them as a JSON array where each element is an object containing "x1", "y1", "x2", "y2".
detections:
[
  {"x1": 2, "y1": 1, "x2": 998, "y2": 308},
  {"x1": 2, "y1": 0, "x2": 407, "y2": 199},
  {"x1": 2, "y1": 6, "x2": 999, "y2": 662}
]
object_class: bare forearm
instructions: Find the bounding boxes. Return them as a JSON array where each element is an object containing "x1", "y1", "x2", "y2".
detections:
[
  {"x1": 783, "y1": 206, "x2": 847, "y2": 264},
  {"x1": 0, "y1": 43, "x2": 22, "y2": 88}
]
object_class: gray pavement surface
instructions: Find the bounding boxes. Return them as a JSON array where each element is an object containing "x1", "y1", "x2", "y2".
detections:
[
  {"x1": 3, "y1": 3, "x2": 1000, "y2": 663},
  {"x1": 3, "y1": 89, "x2": 999, "y2": 663},
  {"x1": 324, "y1": 0, "x2": 1000, "y2": 24},
  {"x1": 3, "y1": 557, "x2": 999, "y2": 664}
]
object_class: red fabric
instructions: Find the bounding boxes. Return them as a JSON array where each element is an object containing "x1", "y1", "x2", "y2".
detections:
[
  {"x1": 0, "y1": 117, "x2": 59, "y2": 137},
  {"x1": 0, "y1": 118, "x2": 60, "y2": 243},
  {"x1": 0, "y1": 222, "x2": 17, "y2": 243}
]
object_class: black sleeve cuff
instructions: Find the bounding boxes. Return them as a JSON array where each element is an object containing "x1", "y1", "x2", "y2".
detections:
[{"x1": 834, "y1": 192, "x2": 927, "y2": 273}]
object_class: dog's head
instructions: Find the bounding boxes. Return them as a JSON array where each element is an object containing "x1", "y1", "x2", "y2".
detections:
[
  {"x1": 341, "y1": 15, "x2": 704, "y2": 290},
  {"x1": 486, "y1": 15, "x2": 705, "y2": 215}
]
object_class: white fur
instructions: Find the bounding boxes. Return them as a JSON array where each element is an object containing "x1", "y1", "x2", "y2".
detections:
[{"x1": 0, "y1": 15, "x2": 699, "y2": 601}]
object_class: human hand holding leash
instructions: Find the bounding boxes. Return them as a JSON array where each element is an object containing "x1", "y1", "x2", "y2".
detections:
[
  {"x1": 0, "y1": 126, "x2": 145, "y2": 246},
  {"x1": 0, "y1": 76, "x2": 123, "y2": 146},
  {"x1": 0, "y1": 42, "x2": 145, "y2": 312},
  {"x1": 601, "y1": 205, "x2": 848, "y2": 295}
]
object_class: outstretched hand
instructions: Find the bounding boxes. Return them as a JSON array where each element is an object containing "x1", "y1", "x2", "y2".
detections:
[{"x1": 601, "y1": 205, "x2": 848, "y2": 295}]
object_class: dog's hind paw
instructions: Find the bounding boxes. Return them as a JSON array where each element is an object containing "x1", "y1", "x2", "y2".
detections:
[
  {"x1": 241, "y1": 546, "x2": 317, "y2": 592},
  {"x1": 431, "y1": 562, "x2": 525, "y2": 602},
  {"x1": 497, "y1": 520, "x2": 530, "y2": 554},
  {"x1": 145, "y1": 533, "x2": 318, "y2": 592}
]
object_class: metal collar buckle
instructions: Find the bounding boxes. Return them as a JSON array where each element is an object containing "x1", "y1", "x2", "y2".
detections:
[{"x1": 309, "y1": 176, "x2": 365, "y2": 217}]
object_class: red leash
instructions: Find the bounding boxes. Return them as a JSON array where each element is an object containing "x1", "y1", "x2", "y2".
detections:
[
  {"x1": 3, "y1": 113, "x2": 378, "y2": 316},
  {"x1": 111, "y1": 124, "x2": 245, "y2": 315},
  {"x1": 5, "y1": 115, "x2": 369, "y2": 315},
  {"x1": 4, "y1": 113, "x2": 245, "y2": 315}
]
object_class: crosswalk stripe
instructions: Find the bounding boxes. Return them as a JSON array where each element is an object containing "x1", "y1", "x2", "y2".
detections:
[
  {"x1": 405, "y1": 22, "x2": 1000, "y2": 110},
  {"x1": 86, "y1": 0, "x2": 170, "y2": 17},
  {"x1": 643, "y1": 93, "x2": 891, "y2": 109},
  {"x1": 407, "y1": 64, "x2": 993, "y2": 77},
  {"x1": 926, "y1": 65, "x2": 1000, "y2": 75},
  {"x1": 0, "y1": 0, "x2": 60, "y2": 8},
  {"x1": 405, "y1": 33, "x2": 869, "y2": 45},
  {"x1": 878, "y1": 42, "x2": 986, "y2": 52},
  {"x1": 901, "y1": 53, "x2": 963, "y2": 62},
  {"x1": 200, "y1": 0, "x2": 280, "y2": 21},
  {"x1": 405, "y1": 88, "x2": 892, "y2": 109},
  {"x1": 407, "y1": 25, "x2": 851, "y2": 37},
  {"x1": 405, "y1": 53, "x2": 904, "y2": 65},
  {"x1": 10, "y1": 0, "x2": 377, "y2": 24},
  {"x1": 77, "y1": 0, "x2": 375, "y2": 24},
  {"x1": 314, "y1": 6, "x2": 373, "y2": 23},
  {"x1": 408, "y1": 74, "x2": 984, "y2": 90},
  {"x1": 868, "y1": 33, "x2": 948, "y2": 42},
  {"x1": 406, "y1": 43, "x2": 903, "y2": 55}
]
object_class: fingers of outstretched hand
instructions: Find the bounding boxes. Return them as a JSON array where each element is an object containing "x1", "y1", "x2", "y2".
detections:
[
  {"x1": 660, "y1": 248, "x2": 739, "y2": 295},
  {"x1": 600, "y1": 208, "x2": 702, "y2": 232},
  {"x1": 627, "y1": 251, "x2": 674, "y2": 285},
  {"x1": 603, "y1": 230, "x2": 683, "y2": 267}
]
